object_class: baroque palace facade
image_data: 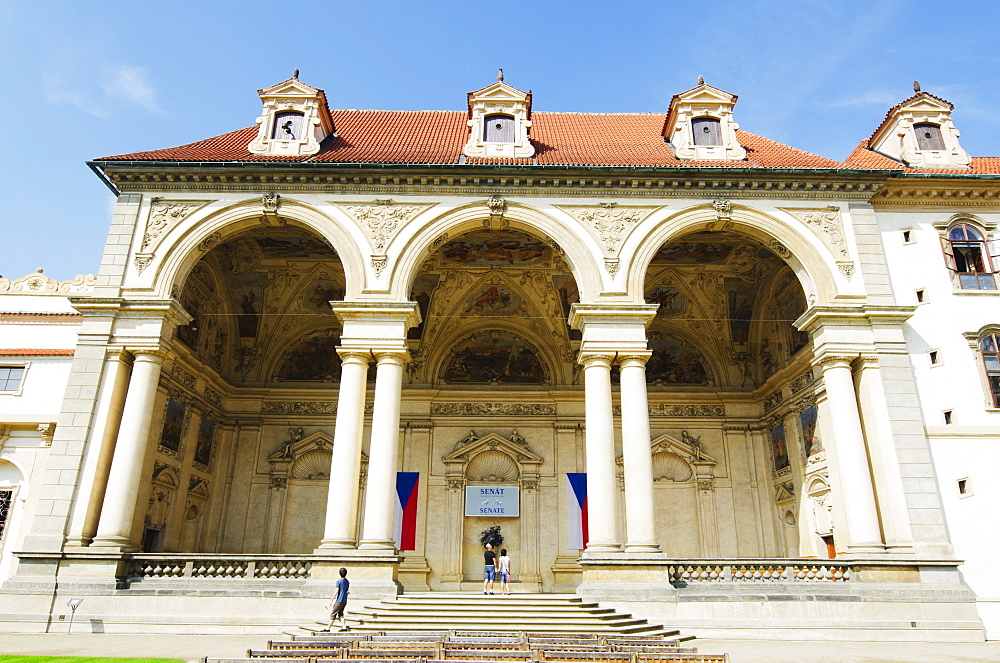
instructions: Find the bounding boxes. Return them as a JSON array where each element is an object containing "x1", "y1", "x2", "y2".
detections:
[{"x1": 1, "y1": 74, "x2": 998, "y2": 639}]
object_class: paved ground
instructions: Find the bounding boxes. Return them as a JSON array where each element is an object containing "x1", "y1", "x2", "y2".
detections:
[{"x1": 0, "y1": 634, "x2": 998, "y2": 663}]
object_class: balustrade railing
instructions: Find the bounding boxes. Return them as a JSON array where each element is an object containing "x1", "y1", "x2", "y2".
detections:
[
  {"x1": 669, "y1": 560, "x2": 851, "y2": 584},
  {"x1": 125, "y1": 555, "x2": 312, "y2": 582}
]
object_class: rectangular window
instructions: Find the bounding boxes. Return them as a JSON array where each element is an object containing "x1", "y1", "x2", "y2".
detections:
[
  {"x1": 483, "y1": 115, "x2": 515, "y2": 143},
  {"x1": 957, "y1": 478, "x2": 972, "y2": 497},
  {"x1": 0, "y1": 366, "x2": 25, "y2": 392},
  {"x1": 943, "y1": 410, "x2": 954, "y2": 424},
  {"x1": 902, "y1": 229, "x2": 913, "y2": 244},
  {"x1": 915, "y1": 289, "x2": 926, "y2": 303},
  {"x1": 928, "y1": 350, "x2": 940, "y2": 366}
]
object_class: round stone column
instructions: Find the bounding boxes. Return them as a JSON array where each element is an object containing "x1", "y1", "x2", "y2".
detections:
[
  {"x1": 359, "y1": 351, "x2": 407, "y2": 551},
  {"x1": 820, "y1": 356, "x2": 884, "y2": 553},
  {"x1": 92, "y1": 348, "x2": 165, "y2": 548},
  {"x1": 581, "y1": 353, "x2": 622, "y2": 554},
  {"x1": 618, "y1": 353, "x2": 661, "y2": 555},
  {"x1": 318, "y1": 350, "x2": 370, "y2": 550}
]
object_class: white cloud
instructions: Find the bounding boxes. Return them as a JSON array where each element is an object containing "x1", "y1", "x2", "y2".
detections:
[
  {"x1": 43, "y1": 72, "x2": 110, "y2": 118},
  {"x1": 102, "y1": 65, "x2": 162, "y2": 113}
]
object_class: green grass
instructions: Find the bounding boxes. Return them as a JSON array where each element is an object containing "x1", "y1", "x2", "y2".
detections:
[{"x1": 0, "y1": 657, "x2": 183, "y2": 663}]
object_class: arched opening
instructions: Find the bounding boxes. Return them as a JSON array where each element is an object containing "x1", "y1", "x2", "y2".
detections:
[{"x1": 642, "y1": 229, "x2": 816, "y2": 558}]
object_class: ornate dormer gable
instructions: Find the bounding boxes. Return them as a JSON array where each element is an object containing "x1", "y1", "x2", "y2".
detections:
[
  {"x1": 662, "y1": 78, "x2": 747, "y2": 162},
  {"x1": 868, "y1": 85, "x2": 971, "y2": 169},
  {"x1": 462, "y1": 70, "x2": 535, "y2": 159},
  {"x1": 248, "y1": 72, "x2": 334, "y2": 157}
]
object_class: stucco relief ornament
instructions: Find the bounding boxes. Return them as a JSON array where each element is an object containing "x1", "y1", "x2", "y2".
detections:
[
  {"x1": 198, "y1": 232, "x2": 223, "y2": 252},
  {"x1": 371, "y1": 255, "x2": 387, "y2": 276},
  {"x1": 345, "y1": 201, "x2": 421, "y2": 253},
  {"x1": 134, "y1": 255, "x2": 153, "y2": 274},
  {"x1": 837, "y1": 262, "x2": 855, "y2": 280},
  {"x1": 141, "y1": 199, "x2": 210, "y2": 252},
  {"x1": 780, "y1": 206, "x2": 849, "y2": 259},
  {"x1": 712, "y1": 198, "x2": 732, "y2": 221},
  {"x1": 260, "y1": 192, "x2": 284, "y2": 226}
]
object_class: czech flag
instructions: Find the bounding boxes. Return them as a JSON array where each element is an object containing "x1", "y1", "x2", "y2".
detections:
[
  {"x1": 394, "y1": 472, "x2": 419, "y2": 551},
  {"x1": 566, "y1": 473, "x2": 588, "y2": 550}
]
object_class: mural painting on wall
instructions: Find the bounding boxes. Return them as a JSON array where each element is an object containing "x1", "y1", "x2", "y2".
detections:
[
  {"x1": 771, "y1": 423, "x2": 790, "y2": 472},
  {"x1": 307, "y1": 280, "x2": 346, "y2": 311},
  {"x1": 651, "y1": 236, "x2": 736, "y2": 264},
  {"x1": 232, "y1": 272, "x2": 268, "y2": 339},
  {"x1": 160, "y1": 399, "x2": 186, "y2": 452},
  {"x1": 441, "y1": 230, "x2": 551, "y2": 266},
  {"x1": 551, "y1": 275, "x2": 581, "y2": 340},
  {"x1": 276, "y1": 328, "x2": 343, "y2": 381},
  {"x1": 255, "y1": 236, "x2": 339, "y2": 259},
  {"x1": 784, "y1": 293, "x2": 810, "y2": 355},
  {"x1": 194, "y1": 418, "x2": 215, "y2": 467},
  {"x1": 466, "y1": 285, "x2": 521, "y2": 316},
  {"x1": 442, "y1": 332, "x2": 546, "y2": 384},
  {"x1": 645, "y1": 334, "x2": 710, "y2": 385},
  {"x1": 177, "y1": 295, "x2": 202, "y2": 349},
  {"x1": 800, "y1": 406, "x2": 823, "y2": 457},
  {"x1": 645, "y1": 286, "x2": 685, "y2": 317},
  {"x1": 408, "y1": 274, "x2": 441, "y2": 340},
  {"x1": 724, "y1": 277, "x2": 762, "y2": 345}
]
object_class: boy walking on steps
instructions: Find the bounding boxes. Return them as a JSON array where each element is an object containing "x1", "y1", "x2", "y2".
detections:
[{"x1": 323, "y1": 567, "x2": 350, "y2": 632}]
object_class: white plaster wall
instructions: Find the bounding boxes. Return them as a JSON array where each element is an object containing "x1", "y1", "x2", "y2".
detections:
[
  {"x1": 928, "y1": 436, "x2": 1000, "y2": 639},
  {"x1": 0, "y1": 358, "x2": 74, "y2": 419}
]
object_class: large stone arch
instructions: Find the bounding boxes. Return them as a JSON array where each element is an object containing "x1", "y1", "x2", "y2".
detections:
[
  {"x1": 142, "y1": 198, "x2": 367, "y2": 300},
  {"x1": 388, "y1": 200, "x2": 604, "y2": 302},
  {"x1": 623, "y1": 203, "x2": 846, "y2": 306}
]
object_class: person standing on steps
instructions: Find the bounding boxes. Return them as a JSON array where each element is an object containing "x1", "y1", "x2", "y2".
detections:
[
  {"x1": 498, "y1": 548, "x2": 512, "y2": 595},
  {"x1": 323, "y1": 567, "x2": 350, "y2": 632},
  {"x1": 483, "y1": 543, "x2": 497, "y2": 595}
]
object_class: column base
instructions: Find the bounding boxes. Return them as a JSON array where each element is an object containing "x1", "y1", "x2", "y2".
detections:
[
  {"x1": 314, "y1": 540, "x2": 358, "y2": 554},
  {"x1": 358, "y1": 539, "x2": 398, "y2": 553},
  {"x1": 88, "y1": 537, "x2": 139, "y2": 552},
  {"x1": 582, "y1": 542, "x2": 623, "y2": 557},
  {"x1": 623, "y1": 542, "x2": 664, "y2": 556},
  {"x1": 843, "y1": 543, "x2": 888, "y2": 557}
]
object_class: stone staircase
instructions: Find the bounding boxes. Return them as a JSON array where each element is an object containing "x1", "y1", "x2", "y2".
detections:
[{"x1": 296, "y1": 593, "x2": 685, "y2": 637}]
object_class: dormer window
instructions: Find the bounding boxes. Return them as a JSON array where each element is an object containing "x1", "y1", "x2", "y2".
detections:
[
  {"x1": 272, "y1": 111, "x2": 304, "y2": 141},
  {"x1": 484, "y1": 114, "x2": 515, "y2": 143},
  {"x1": 248, "y1": 73, "x2": 334, "y2": 157},
  {"x1": 942, "y1": 223, "x2": 996, "y2": 290},
  {"x1": 463, "y1": 71, "x2": 535, "y2": 159},
  {"x1": 692, "y1": 117, "x2": 722, "y2": 146},
  {"x1": 914, "y1": 123, "x2": 945, "y2": 151},
  {"x1": 662, "y1": 78, "x2": 747, "y2": 162}
]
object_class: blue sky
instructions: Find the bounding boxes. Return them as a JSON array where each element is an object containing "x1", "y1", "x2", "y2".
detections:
[{"x1": 2, "y1": 0, "x2": 999, "y2": 281}]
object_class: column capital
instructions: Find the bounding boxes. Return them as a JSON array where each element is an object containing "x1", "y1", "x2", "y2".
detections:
[
  {"x1": 817, "y1": 354, "x2": 855, "y2": 371},
  {"x1": 373, "y1": 350, "x2": 409, "y2": 365},
  {"x1": 337, "y1": 349, "x2": 372, "y2": 364},
  {"x1": 617, "y1": 352, "x2": 652, "y2": 367},
  {"x1": 856, "y1": 353, "x2": 880, "y2": 369},
  {"x1": 578, "y1": 352, "x2": 615, "y2": 368},
  {"x1": 129, "y1": 347, "x2": 167, "y2": 361}
]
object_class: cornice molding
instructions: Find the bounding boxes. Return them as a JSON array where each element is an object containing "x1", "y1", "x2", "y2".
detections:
[
  {"x1": 872, "y1": 178, "x2": 1000, "y2": 208},
  {"x1": 93, "y1": 163, "x2": 888, "y2": 201}
]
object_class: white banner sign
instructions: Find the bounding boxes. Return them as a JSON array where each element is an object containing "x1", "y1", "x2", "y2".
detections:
[{"x1": 465, "y1": 485, "x2": 519, "y2": 517}]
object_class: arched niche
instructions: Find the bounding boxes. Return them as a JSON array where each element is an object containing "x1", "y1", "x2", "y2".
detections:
[{"x1": 390, "y1": 200, "x2": 602, "y2": 302}]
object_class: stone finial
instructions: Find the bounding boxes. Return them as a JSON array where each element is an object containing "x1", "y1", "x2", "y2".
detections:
[
  {"x1": 498, "y1": 68, "x2": 504, "y2": 83},
  {"x1": 698, "y1": 75, "x2": 705, "y2": 85},
  {"x1": 293, "y1": 68, "x2": 299, "y2": 79},
  {"x1": 913, "y1": 80, "x2": 921, "y2": 93}
]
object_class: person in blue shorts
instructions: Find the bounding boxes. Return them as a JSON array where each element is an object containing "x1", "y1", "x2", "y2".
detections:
[
  {"x1": 483, "y1": 543, "x2": 497, "y2": 595},
  {"x1": 323, "y1": 567, "x2": 350, "y2": 631}
]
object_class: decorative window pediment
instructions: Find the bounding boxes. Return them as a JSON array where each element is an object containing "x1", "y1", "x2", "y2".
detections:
[
  {"x1": 662, "y1": 79, "x2": 747, "y2": 161},
  {"x1": 248, "y1": 74, "x2": 334, "y2": 157},
  {"x1": 869, "y1": 89, "x2": 971, "y2": 169},
  {"x1": 463, "y1": 71, "x2": 534, "y2": 159}
]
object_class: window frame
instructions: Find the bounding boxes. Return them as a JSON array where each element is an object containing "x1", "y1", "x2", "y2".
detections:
[
  {"x1": 271, "y1": 110, "x2": 306, "y2": 141},
  {"x1": 979, "y1": 332, "x2": 1000, "y2": 408},
  {"x1": 940, "y1": 222, "x2": 997, "y2": 291},
  {"x1": 0, "y1": 363, "x2": 28, "y2": 396},
  {"x1": 691, "y1": 116, "x2": 723, "y2": 147},
  {"x1": 914, "y1": 122, "x2": 946, "y2": 151},
  {"x1": 482, "y1": 113, "x2": 516, "y2": 144}
]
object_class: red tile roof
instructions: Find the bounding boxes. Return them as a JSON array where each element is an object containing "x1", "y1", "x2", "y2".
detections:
[
  {"x1": 98, "y1": 110, "x2": 843, "y2": 169},
  {"x1": 0, "y1": 348, "x2": 75, "y2": 356},
  {"x1": 843, "y1": 139, "x2": 1000, "y2": 174}
]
